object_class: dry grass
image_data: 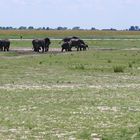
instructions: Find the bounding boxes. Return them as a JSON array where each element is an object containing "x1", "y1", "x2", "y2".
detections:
[{"x1": 1, "y1": 30, "x2": 140, "y2": 39}]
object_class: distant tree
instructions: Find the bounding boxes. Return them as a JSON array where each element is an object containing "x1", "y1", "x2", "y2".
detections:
[
  {"x1": 37, "y1": 27, "x2": 43, "y2": 30},
  {"x1": 129, "y1": 26, "x2": 139, "y2": 31},
  {"x1": 19, "y1": 26, "x2": 27, "y2": 30},
  {"x1": 135, "y1": 26, "x2": 139, "y2": 30},
  {"x1": 129, "y1": 26, "x2": 135, "y2": 31},
  {"x1": 46, "y1": 27, "x2": 50, "y2": 30},
  {"x1": 110, "y1": 28, "x2": 117, "y2": 31},
  {"x1": 1, "y1": 27, "x2": 6, "y2": 30},
  {"x1": 91, "y1": 27, "x2": 96, "y2": 30},
  {"x1": 28, "y1": 26, "x2": 34, "y2": 30},
  {"x1": 72, "y1": 26, "x2": 80, "y2": 30},
  {"x1": 57, "y1": 26, "x2": 67, "y2": 30},
  {"x1": 5, "y1": 27, "x2": 13, "y2": 30},
  {"x1": 42, "y1": 27, "x2": 46, "y2": 30}
]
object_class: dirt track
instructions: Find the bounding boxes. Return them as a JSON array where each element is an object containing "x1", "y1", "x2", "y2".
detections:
[
  {"x1": 2, "y1": 47, "x2": 140, "y2": 55},
  {"x1": 10, "y1": 47, "x2": 64, "y2": 55}
]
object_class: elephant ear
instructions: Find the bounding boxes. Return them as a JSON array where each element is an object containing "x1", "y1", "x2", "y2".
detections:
[
  {"x1": 44, "y1": 38, "x2": 50, "y2": 43},
  {"x1": 44, "y1": 38, "x2": 51, "y2": 46}
]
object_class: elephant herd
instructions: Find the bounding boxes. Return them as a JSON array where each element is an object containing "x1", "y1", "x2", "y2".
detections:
[
  {"x1": 0, "y1": 36, "x2": 88, "y2": 53},
  {"x1": 32, "y1": 36, "x2": 88, "y2": 52}
]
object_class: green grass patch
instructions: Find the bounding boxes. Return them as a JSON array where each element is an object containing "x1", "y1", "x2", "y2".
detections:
[
  {"x1": 0, "y1": 41, "x2": 140, "y2": 139},
  {"x1": 113, "y1": 65, "x2": 125, "y2": 73}
]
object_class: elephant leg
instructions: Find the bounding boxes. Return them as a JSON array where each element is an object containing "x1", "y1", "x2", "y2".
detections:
[
  {"x1": 69, "y1": 45, "x2": 72, "y2": 51},
  {"x1": 68, "y1": 46, "x2": 72, "y2": 51},
  {"x1": 37, "y1": 47, "x2": 40, "y2": 52},
  {"x1": 5, "y1": 46, "x2": 8, "y2": 51},
  {"x1": 0, "y1": 47, "x2": 2, "y2": 51},
  {"x1": 34, "y1": 48, "x2": 37, "y2": 52},
  {"x1": 77, "y1": 46, "x2": 79, "y2": 51},
  {"x1": 33, "y1": 45, "x2": 38, "y2": 52},
  {"x1": 5, "y1": 46, "x2": 9, "y2": 51},
  {"x1": 45, "y1": 47, "x2": 49, "y2": 52},
  {"x1": 36, "y1": 46, "x2": 40, "y2": 52},
  {"x1": 33, "y1": 47, "x2": 36, "y2": 52}
]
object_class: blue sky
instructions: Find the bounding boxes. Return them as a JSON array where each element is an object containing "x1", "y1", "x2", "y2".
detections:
[{"x1": 0, "y1": 0, "x2": 140, "y2": 29}]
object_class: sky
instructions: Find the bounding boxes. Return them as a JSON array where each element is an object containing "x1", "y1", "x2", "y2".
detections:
[{"x1": 0, "y1": 0, "x2": 140, "y2": 29}]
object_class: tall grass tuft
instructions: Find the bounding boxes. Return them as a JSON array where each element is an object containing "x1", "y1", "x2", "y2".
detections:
[
  {"x1": 69, "y1": 64, "x2": 85, "y2": 70},
  {"x1": 113, "y1": 65, "x2": 125, "y2": 73},
  {"x1": 128, "y1": 62, "x2": 133, "y2": 68}
]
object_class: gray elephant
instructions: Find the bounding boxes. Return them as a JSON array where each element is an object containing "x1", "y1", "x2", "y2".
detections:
[
  {"x1": 0, "y1": 39, "x2": 10, "y2": 51},
  {"x1": 78, "y1": 44, "x2": 88, "y2": 51},
  {"x1": 61, "y1": 42, "x2": 71, "y2": 52},
  {"x1": 69, "y1": 39, "x2": 86, "y2": 51},
  {"x1": 32, "y1": 38, "x2": 51, "y2": 52}
]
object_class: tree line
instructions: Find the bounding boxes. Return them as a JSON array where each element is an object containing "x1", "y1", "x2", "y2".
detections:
[
  {"x1": 0, "y1": 26, "x2": 87, "y2": 30},
  {"x1": 0, "y1": 26, "x2": 140, "y2": 31},
  {"x1": 0, "y1": 26, "x2": 96, "y2": 30}
]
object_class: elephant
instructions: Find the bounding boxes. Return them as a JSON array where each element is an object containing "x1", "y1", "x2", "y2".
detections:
[
  {"x1": 69, "y1": 39, "x2": 86, "y2": 51},
  {"x1": 59, "y1": 36, "x2": 79, "y2": 44},
  {"x1": 0, "y1": 39, "x2": 10, "y2": 51},
  {"x1": 63, "y1": 36, "x2": 79, "y2": 42},
  {"x1": 78, "y1": 44, "x2": 88, "y2": 51},
  {"x1": 61, "y1": 42, "x2": 71, "y2": 52},
  {"x1": 32, "y1": 38, "x2": 51, "y2": 52}
]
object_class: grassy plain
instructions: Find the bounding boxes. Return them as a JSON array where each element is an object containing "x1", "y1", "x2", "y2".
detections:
[
  {"x1": 0, "y1": 29, "x2": 139, "y2": 49},
  {"x1": 10, "y1": 39, "x2": 140, "y2": 51},
  {"x1": 0, "y1": 30, "x2": 140, "y2": 139},
  {"x1": 1, "y1": 30, "x2": 140, "y2": 39}
]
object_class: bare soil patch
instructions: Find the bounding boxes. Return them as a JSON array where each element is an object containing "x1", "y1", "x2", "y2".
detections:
[{"x1": 10, "y1": 47, "x2": 63, "y2": 55}]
